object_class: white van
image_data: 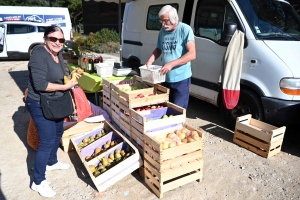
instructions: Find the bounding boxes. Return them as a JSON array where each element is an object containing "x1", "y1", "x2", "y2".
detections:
[
  {"x1": 0, "y1": 6, "x2": 72, "y2": 59},
  {"x1": 122, "y1": 0, "x2": 300, "y2": 128}
]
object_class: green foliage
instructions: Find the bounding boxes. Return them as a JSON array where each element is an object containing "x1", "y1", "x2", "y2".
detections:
[
  {"x1": 64, "y1": 40, "x2": 79, "y2": 57},
  {"x1": 90, "y1": 41, "x2": 120, "y2": 53},
  {"x1": 96, "y1": 28, "x2": 120, "y2": 43},
  {"x1": 74, "y1": 29, "x2": 120, "y2": 53}
]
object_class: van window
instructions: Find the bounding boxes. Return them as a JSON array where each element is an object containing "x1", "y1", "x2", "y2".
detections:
[
  {"x1": 38, "y1": 26, "x2": 48, "y2": 33},
  {"x1": 194, "y1": 0, "x2": 238, "y2": 42},
  {"x1": 7, "y1": 24, "x2": 35, "y2": 34},
  {"x1": 146, "y1": 4, "x2": 179, "y2": 31},
  {"x1": 237, "y1": 0, "x2": 300, "y2": 41}
]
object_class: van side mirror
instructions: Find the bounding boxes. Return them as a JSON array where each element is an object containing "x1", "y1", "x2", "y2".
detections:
[{"x1": 220, "y1": 22, "x2": 237, "y2": 45}]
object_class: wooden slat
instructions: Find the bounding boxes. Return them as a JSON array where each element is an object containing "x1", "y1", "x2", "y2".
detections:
[
  {"x1": 234, "y1": 131, "x2": 270, "y2": 150},
  {"x1": 161, "y1": 171, "x2": 202, "y2": 193},
  {"x1": 160, "y1": 140, "x2": 204, "y2": 161},
  {"x1": 235, "y1": 123, "x2": 271, "y2": 142},
  {"x1": 233, "y1": 138, "x2": 268, "y2": 158},
  {"x1": 160, "y1": 160, "x2": 203, "y2": 181}
]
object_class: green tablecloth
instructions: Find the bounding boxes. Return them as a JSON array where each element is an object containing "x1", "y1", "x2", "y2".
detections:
[{"x1": 68, "y1": 64, "x2": 133, "y2": 93}]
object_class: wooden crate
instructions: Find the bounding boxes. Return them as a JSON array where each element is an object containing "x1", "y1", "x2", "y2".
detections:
[
  {"x1": 144, "y1": 158, "x2": 203, "y2": 199},
  {"x1": 234, "y1": 114, "x2": 286, "y2": 158},
  {"x1": 101, "y1": 78, "x2": 111, "y2": 93},
  {"x1": 102, "y1": 90, "x2": 110, "y2": 106},
  {"x1": 130, "y1": 102, "x2": 186, "y2": 134},
  {"x1": 103, "y1": 101, "x2": 111, "y2": 118},
  {"x1": 61, "y1": 121, "x2": 104, "y2": 152},
  {"x1": 119, "y1": 103, "x2": 131, "y2": 123},
  {"x1": 110, "y1": 76, "x2": 143, "y2": 99},
  {"x1": 119, "y1": 119, "x2": 131, "y2": 139},
  {"x1": 119, "y1": 84, "x2": 169, "y2": 109},
  {"x1": 143, "y1": 123, "x2": 204, "y2": 172},
  {"x1": 131, "y1": 129, "x2": 144, "y2": 155},
  {"x1": 78, "y1": 122, "x2": 143, "y2": 192}
]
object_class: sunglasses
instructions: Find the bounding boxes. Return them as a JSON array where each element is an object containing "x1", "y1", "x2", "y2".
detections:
[{"x1": 47, "y1": 36, "x2": 65, "y2": 43}]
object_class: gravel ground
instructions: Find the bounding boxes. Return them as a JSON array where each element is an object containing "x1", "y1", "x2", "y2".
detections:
[{"x1": 0, "y1": 55, "x2": 299, "y2": 200}]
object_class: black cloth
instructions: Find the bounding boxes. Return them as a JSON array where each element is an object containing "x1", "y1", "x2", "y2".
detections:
[{"x1": 27, "y1": 46, "x2": 69, "y2": 101}]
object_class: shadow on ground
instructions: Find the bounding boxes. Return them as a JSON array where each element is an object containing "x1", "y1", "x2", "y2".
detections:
[
  {"x1": 12, "y1": 106, "x2": 35, "y2": 187},
  {"x1": 8, "y1": 70, "x2": 29, "y2": 95}
]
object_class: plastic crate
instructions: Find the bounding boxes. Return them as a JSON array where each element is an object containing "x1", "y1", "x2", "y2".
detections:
[
  {"x1": 139, "y1": 65, "x2": 166, "y2": 84},
  {"x1": 95, "y1": 63, "x2": 113, "y2": 78}
]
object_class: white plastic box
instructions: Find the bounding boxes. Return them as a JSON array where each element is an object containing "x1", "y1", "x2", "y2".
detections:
[
  {"x1": 102, "y1": 57, "x2": 115, "y2": 66},
  {"x1": 139, "y1": 65, "x2": 166, "y2": 84},
  {"x1": 95, "y1": 63, "x2": 114, "y2": 78}
]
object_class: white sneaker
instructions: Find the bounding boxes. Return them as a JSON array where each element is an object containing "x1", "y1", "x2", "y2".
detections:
[
  {"x1": 31, "y1": 180, "x2": 56, "y2": 198},
  {"x1": 46, "y1": 161, "x2": 70, "y2": 171}
]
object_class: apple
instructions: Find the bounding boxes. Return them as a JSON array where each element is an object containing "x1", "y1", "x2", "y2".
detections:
[
  {"x1": 151, "y1": 105, "x2": 157, "y2": 109},
  {"x1": 168, "y1": 141, "x2": 177, "y2": 148},
  {"x1": 148, "y1": 94, "x2": 154, "y2": 96},
  {"x1": 178, "y1": 132, "x2": 186, "y2": 140}
]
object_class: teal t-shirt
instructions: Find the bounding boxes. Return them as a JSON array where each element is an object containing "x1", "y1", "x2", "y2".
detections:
[{"x1": 156, "y1": 22, "x2": 194, "y2": 82}]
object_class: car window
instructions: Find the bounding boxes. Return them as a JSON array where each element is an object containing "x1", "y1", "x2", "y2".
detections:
[
  {"x1": 38, "y1": 26, "x2": 48, "y2": 32},
  {"x1": 146, "y1": 4, "x2": 179, "y2": 31},
  {"x1": 194, "y1": 0, "x2": 238, "y2": 42},
  {"x1": 7, "y1": 24, "x2": 35, "y2": 34}
]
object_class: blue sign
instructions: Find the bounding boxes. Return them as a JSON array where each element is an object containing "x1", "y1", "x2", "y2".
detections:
[{"x1": 0, "y1": 14, "x2": 67, "y2": 27}]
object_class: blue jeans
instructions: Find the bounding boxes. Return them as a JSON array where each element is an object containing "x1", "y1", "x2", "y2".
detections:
[
  {"x1": 162, "y1": 77, "x2": 191, "y2": 110},
  {"x1": 26, "y1": 97, "x2": 64, "y2": 185}
]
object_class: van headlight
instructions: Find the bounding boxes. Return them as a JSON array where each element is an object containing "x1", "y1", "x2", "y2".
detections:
[{"x1": 280, "y1": 78, "x2": 300, "y2": 95}]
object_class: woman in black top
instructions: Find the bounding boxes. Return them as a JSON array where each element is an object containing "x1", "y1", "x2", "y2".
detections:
[{"x1": 26, "y1": 25, "x2": 79, "y2": 198}]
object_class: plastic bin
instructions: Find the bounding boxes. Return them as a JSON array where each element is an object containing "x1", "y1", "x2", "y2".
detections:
[
  {"x1": 95, "y1": 63, "x2": 113, "y2": 78},
  {"x1": 139, "y1": 65, "x2": 166, "y2": 83},
  {"x1": 103, "y1": 57, "x2": 115, "y2": 66}
]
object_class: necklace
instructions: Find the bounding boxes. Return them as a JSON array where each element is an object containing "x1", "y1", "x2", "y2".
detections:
[{"x1": 44, "y1": 45, "x2": 59, "y2": 63}]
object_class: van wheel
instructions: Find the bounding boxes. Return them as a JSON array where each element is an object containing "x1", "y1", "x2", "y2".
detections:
[
  {"x1": 128, "y1": 59, "x2": 140, "y2": 75},
  {"x1": 220, "y1": 88, "x2": 264, "y2": 130}
]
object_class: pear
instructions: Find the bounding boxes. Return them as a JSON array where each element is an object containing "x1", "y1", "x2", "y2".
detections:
[
  {"x1": 103, "y1": 143, "x2": 110, "y2": 149},
  {"x1": 115, "y1": 153, "x2": 122, "y2": 160},
  {"x1": 96, "y1": 133, "x2": 102, "y2": 138},
  {"x1": 94, "y1": 148, "x2": 101, "y2": 155},
  {"x1": 93, "y1": 170, "x2": 101, "y2": 177},
  {"x1": 89, "y1": 165, "x2": 96, "y2": 173},
  {"x1": 115, "y1": 149, "x2": 121, "y2": 154},
  {"x1": 101, "y1": 158, "x2": 109, "y2": 167},
  {"x1": 89, "y1": 135, "x2": 95, "y2": 140},
  {"x1": 120, "y1": 150, "x2": 126, "y2": 157},
  {"x1": 85, "y1": 156, "x2": 92, "y2": 161},
  {"x1": 63, "y1": 75, "x2": 70, "y2": 84},
  {"x1": 71, "y1": 73, "x2": 77, "y2": 82},
  {"x1": 82, "y1": 138, "x2": 89, "y2": 143},
  {"x1": 109, "y1": 153, "x2": 114, "y2": 161}
]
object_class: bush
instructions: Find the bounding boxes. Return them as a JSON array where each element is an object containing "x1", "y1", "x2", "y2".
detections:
[
  {"x1": 74, "y1": 28, "x2": 120, "y2": 51},
  {"x1": 90, "y1": 41, "x2": 120, "y2": 53}
]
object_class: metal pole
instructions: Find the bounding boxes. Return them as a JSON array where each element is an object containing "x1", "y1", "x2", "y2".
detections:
[{"x1": 118, "y1": 0, "x2": 122, "y2": 65}]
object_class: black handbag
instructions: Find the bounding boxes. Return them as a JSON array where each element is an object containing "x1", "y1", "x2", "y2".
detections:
[
  {"x1": 40, "y1": 91, "x2": 74, "y2": 120},
  {"x1": 40, "y1": 56, "x2": 74, "y2": 120}
]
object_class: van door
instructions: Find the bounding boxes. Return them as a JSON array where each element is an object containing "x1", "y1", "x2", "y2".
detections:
[
  {"x1": 190, "y1": 0, "x2": 240, "y2": 105},
  {"x1": 141, "y1": 1, "x2": 183, "y2": 65},
  {"x1": 0, "y1": 24, "x2": 7, "y2": 57}
]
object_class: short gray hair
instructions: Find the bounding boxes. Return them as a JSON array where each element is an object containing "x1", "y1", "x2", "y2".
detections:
[{"x1": 158, "y1": 5, "x2": 179, "y2": 25}]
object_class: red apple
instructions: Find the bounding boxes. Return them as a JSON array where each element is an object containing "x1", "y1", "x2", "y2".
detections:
[
  {"x1": 148, "y1": 94, "x2": 154, "y2": 96},
  {"x1": 151, "y1": 106, "x2": 157, "y2": 109}
]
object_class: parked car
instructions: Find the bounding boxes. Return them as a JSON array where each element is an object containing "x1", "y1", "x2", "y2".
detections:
[{"x1": 0, "y1": 6, "x2": 72, "y2": 59}]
